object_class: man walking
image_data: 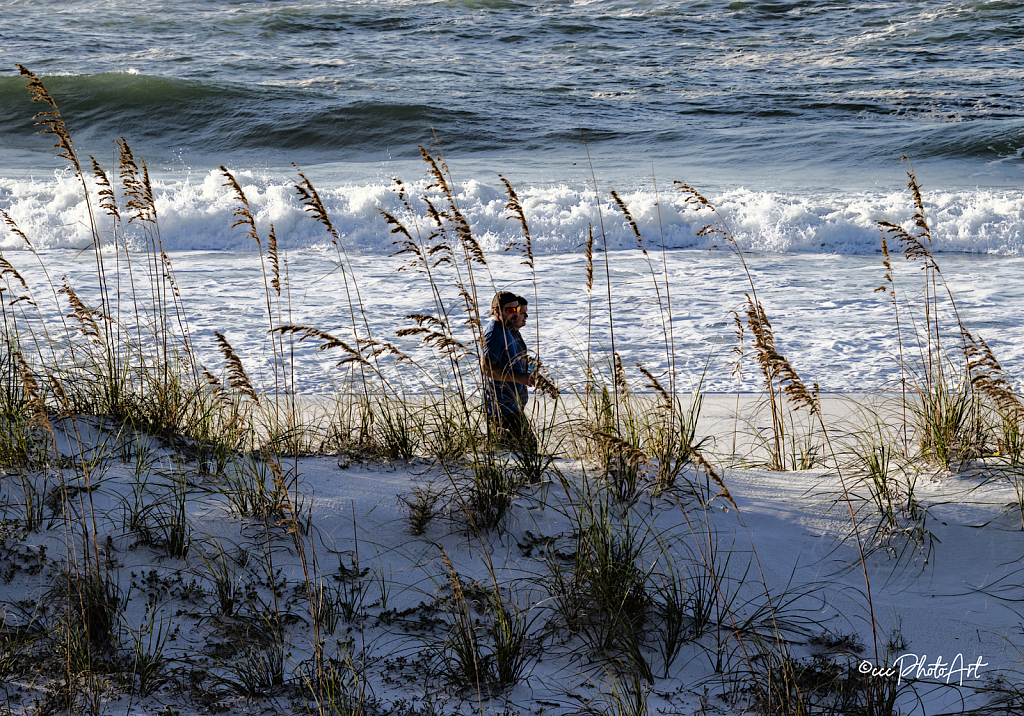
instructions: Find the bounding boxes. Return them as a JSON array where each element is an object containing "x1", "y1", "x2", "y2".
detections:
[{"x1": 482, "y1": 291, "x2": 536, "y2": 449}]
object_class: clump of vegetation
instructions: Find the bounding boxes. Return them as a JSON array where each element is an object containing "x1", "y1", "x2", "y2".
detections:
[{"x1": 0, "y1": 66, "x2": 1021, "y2": 716}]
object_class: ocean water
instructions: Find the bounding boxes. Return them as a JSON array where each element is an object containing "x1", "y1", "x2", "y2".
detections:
[{"x1": 2, "y1": 0, "x2": 1023, "y2": 392}]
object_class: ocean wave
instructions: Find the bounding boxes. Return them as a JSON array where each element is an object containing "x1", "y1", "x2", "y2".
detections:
[
  {"x1": 3, "y1": 64, "x2": 1021, "y2": 171},
  {"x1": 2, "y1": 169, "x2": 1021, "y2": 255},
  {"x1": 0, "y1": 73, "x2": 492, "y2": 160}
]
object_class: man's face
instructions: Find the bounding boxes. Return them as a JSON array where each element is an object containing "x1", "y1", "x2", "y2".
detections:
[
  {"x1": 515, "y1": 304, "x2": 528, "y2": 330},
  {"x1": 496, "y1": 300, "x2": 520, "y2": 328}
]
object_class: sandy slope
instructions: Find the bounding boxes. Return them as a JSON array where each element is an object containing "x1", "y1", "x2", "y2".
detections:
[{"x1": 2, "y1": 400, "x2": 1023, "y2": 716}]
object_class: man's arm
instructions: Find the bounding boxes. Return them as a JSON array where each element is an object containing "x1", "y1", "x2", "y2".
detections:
[{"x1": 481, "y1": 355, "x2": 535, "y2": 387}]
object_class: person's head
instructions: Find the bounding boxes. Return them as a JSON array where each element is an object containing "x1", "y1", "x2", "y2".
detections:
[
  {"x1": 514, "y1": 295, "x2": 529, "y2": 330},
  {"x1": 491, "y1": 291, "x2": 522, "y2": 328}
]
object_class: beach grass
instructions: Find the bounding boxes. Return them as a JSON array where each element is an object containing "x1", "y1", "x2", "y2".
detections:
[{"x1": 1, "y1": 66, "x2": 1023, "y2": 716}]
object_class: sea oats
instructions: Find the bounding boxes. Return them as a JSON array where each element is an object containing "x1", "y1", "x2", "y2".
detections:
[
  {"x1": 636, "y1": 362, "x2": 671, "y2": 411},
  {"x1": 18, "y1": 65, "x2": 82, "y2": 176},
  {"x1": 220, "y1": 166, "x2": 260, "y2": 246},
  {"x1": 214, "y1": 331, "x2": 259, "y2": 403},
  {"x1": 14, "y1": 350, "x2": 50, "y2": 432},
  {"x1": 610, "y1": 189, "x2": 645, "y2": 254},
  {"x1": 613, "y1": 352, "x2": 629, "y2": 398},
  {"x1": 59, "y1": 280, "x2": 102, "y2": 344},
  {"x1": 501, "y1": 175, "x2": 534, "y2": 270},
  {"x1": 119, "y1": 139, "x2": 157, "y2": 226},
  {"x1": 293, "y1": 165, "x2": 341, "y2": 246},
  {"x1": 267, "y1": 225, "x2": 281, "y2": 295}
]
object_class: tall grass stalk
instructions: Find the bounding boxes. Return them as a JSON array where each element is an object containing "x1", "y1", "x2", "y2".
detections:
[{"x1": 582, "y1": 134, "x2": 619, "y2": 435}]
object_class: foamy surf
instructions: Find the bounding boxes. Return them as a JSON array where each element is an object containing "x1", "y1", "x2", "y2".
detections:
[{"x1": 2, "y1": 169, "x2": 1023, "y2": 254}]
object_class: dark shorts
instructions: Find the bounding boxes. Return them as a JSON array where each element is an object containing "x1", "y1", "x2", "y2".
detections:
[{"x1": 487, "y1": 410, "x2": 537, "y2": 452}]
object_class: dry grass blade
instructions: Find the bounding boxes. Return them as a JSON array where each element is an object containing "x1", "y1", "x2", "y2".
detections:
[
  {"x1": 273, "y1": 325, "x2": 355, "y2": 353},
  {"x1": 693, "y1": 448, "x2": 737, "y2": 510},
  {"x1": 585, "y1": 224, "x2": 595, "y2": 292},
  {"x1": 528, "y1": 357, "x2": 560, "y2": 399},
  {"x1": 201, "y1": 366, "x2": 232, "y2": 407},
  {"x1": 962, "y1": 329, "x2": 1024, "y2": 421},
  {"x1": 674, "y1": 181, "x2": 734, "y2": 247},
  {"x1": 160, "y1": 252, "x2": 184, "y2": 300},
  {"x1": 596, "y1": 431, "x2": 651, "y2": 470},
  {"x1": 877, "y1": 163, "x2": 937, "y2": 272},
  {"x1": 427, "y1": 241, "x2": 454, "y2": 265},
  {"x1": 220, "y1": 166, "x2": 260, "y2": 245},
  {"x1": 364, "y1": 338, "x2": 416, "y2": 364},
  {"x1": 774, "y1": 354, "x2": 819, "y2": 416},
  {"x1": 267, "y1": 225, "x2": 281, "y2": 295},
  {"x1": 610, "y1": 189, "x2": 645, "y2": 254},
  {"x1": 614, "y1": 352, "x2": 629, "y2": 398},
  {"x1": 396, "y1": 327, "x2": 467, "y2": 355},
  {"x1": 391, "y1": 176, "x2": 414, "y2": 211},
  {"x1": 263, "y1": 449, "x2": 300, "y2": 534},
  {"x1": 744, "y1": 295, "x2": 819, "y2": 416},
  {"x1": 119, "y1": 139, "x2": 157, "y2": 226},
  {"x1": 674, "y1": 181, "x2": 713, "y2": 209},
  {"x1": 293, "y1": 165, "x2": 340, "y2": 245},
  {"x1": 875, "y1": 237, "x2": 896, "y2": 300},
  {"x1": 420, "y1": 147, "x2": 452, "y2": 204},
  {"x1": 273, "y1": 326, "x2": 417, "y2": 374},
  {"x1": 404, "y1": 314, "x2": 448, "y2": 330},
  {"x1": 1, "y1": 210, "x2": 33, "y2": 251},
  {"x1": 903, "y1": 156, "x2": 932, "y2": 248},
  {"x1": 91, "y1": 158, "x2": 121, "y2": 221},
  {"x1": 383, "y1": 209, "x2": 429, "y2": 271},
  {"x1": 636, "y1": 362, "x2": 671, "y2": 411},
  {"x1": 14, "y1": 350, "x2": 50, "y2": 432},
  {"x1": 46, "y1": 374, "x2": 74, "y2": 419},
  {"x1": 17, "y1": 65, "x2": 82, "y2": 176},
  {"x1": 532, "y1": 372, "x2": 560, "y2": 400},
  {"x1": 59, "y1": 280, "x2": 103, "y2": 344},
  {"x1": 381, "y1": 209, "x2": 415, "y2": 245},
  {"x1": 421, "y1": 195, "x2": 448, "y2": 230},
  {"x1": 419, "y1": 147, "x2": 487, "y2": 267},
  {"x1": 500, "y1": 175, "x2": 534, "y2": 269},
  {"x1": 729, "y1": 309, "x2": 745, "y2": 379},
  {"x1": 397, "y1": 314, "x2": 469, "y2": 356},
  {"x1": 878, "y1": 220, "x2": 934, "y2": 269},
  {"x1": 440, "y1": 547, "x2": 465, "y2": 602},
  {"x1": 0, "y1": 253, "x2": 33, "y2": 297},
  {"x1": 214, "y1": 331, "x2": 259, "y2": 403},
  {"x1": 458, "y1": 221, "x2": 487, "y2": 266}
]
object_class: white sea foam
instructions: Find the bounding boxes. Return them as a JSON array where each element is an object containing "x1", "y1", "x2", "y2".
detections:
[
  {"x1": 2, "y1": 169, "x2": 1022, "y2": 255},
  {"x1": 6, "y1": 246, "x2": 1023, "y2": 396}
]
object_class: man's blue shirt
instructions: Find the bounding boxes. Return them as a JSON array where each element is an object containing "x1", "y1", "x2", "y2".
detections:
[{"x1": 483, "y1": 319, "x2": 529, "y2": 417}]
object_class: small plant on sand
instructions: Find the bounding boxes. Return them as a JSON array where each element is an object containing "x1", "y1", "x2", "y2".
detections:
[
  {"x1": 216, "y1": 639, "x2": 287, "y2": 699},
  {"x1": 421, "y1": 396, "x2": 476, "y2": 463},
  {"x1": 875, "y1": 160, "x2": 1016, "y2": 475},
  {"x1": 47, "y1": 564, "x2": 124, "y2": 674},
  {"x1": 125, "y1": 606, "x2": 173, "y2": 698},
  {"x1": 576, "y1": 671, "x2": 652, "y2": 716},
  {"x1": 546, "y1": 486, "x2": 656, "y2": 682},
  {"x1": 370, "y1": 395, "x2": 421, "y2": 461},
  {"x1": 400, "y1": 482, "x2": 441, "y2": 536},
  {"x1": 435, "y1": 548, "x2": 533, "y2": 696},
  {"x1": 298, "y1": 647, "x2": 374, "y2": 716},
  {"x1": 744, "y1": 645, "x2": 882, "y2": 716},
  {"x1": 455, "y1": 452, "x2": 515, "y2": 531}
]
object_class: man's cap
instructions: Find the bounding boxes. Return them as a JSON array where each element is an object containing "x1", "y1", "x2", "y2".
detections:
[
  {"x1": 491, "y1": 291, "x2": 520, "y2": 313},
  {"x1": 516, "y1": 295, "x2": 528, "y2": 307}
]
